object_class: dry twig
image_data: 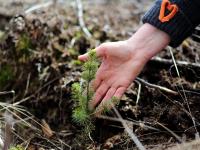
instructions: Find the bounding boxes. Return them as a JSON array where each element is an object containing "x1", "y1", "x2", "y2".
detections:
[
  {"x1": 2, "y1": 112, "x2": 14, "y2": 150},
  {"x1": 75, "y1": 0, "x2": 92, "y2": 38},
  {"x1": 151, "y1": 57, "x2": 200, "y2": 68},
  {"x1": 135, "y1": 80, "x2": 142, "y2": 105},
  {"x1": 168, "y1": 47, "x2": 199, "y2": 139},
  {"x1": 135, "y1": 77, "x2": 178, "y2": 95},
  {"x1": 156, "y1": 121, "x2": 182, "y2": 143},
  {"x1": 0, "y1": 91, "x2": 15, "y2": 96},
  {"x1": 97, "y1": 115, "x2": 160, "y2": 131},
  {"x1": 111, "y1": 104, "x2": 146, "y2": 150}
]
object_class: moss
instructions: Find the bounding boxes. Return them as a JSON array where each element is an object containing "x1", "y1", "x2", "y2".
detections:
[
  {"x1": 75, "y1": 30, "x2": 83, "y2": 39},
  {"x1": 71, "y1": 60, "x2": 82, "y2": 66},
  {"x1": 16, "y1": 34, "x2": 32, "y2": 60},
  {"x1": 9, "y1": 145, "x2": 25, "y2": 150},
  {"x1": 68, "y1": 48, "x2": 79, "y2": 56},
  {"x1": 0, "y1": 64, "x2": 14, "y2": 89}
]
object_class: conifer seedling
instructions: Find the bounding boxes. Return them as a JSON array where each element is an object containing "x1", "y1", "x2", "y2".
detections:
[
  {"x1": 71, "y1": 49, "x2": 120, "y2": 135},
  {"x1": 71, "y1": 49, "x2": 98, "y2": 134}
]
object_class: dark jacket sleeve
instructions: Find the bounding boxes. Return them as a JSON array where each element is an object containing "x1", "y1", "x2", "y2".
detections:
[{"x1": 142, "y1": 0, "x2": 200, "y2": 47}]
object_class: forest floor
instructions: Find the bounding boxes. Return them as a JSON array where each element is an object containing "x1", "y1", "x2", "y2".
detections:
[{"x1": 0, "y1": 0, "x2": 200, "y2": 150}]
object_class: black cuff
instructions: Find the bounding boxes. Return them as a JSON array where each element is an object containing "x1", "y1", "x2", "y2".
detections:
[{"x1": 142, "y1": 1, "x2": 195, "y2": 47}]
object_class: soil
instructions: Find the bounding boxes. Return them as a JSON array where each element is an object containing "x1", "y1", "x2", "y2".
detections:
[{"x1": 0, "y1": 0, "x2": 200, "y2": 150}]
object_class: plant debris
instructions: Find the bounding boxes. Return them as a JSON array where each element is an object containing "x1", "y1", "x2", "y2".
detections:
[{"x1": 0, "y1": 0, "x2": 199, "y2": 149}]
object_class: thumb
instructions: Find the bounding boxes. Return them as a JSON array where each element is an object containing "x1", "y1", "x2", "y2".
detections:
[
  {"x1": 95, "y1": 43, "x2": 107, "y2": 57},
  {"x1": 78, "y1": 43, "x2": 107, "y2": 61},
  {"x1": 78, "y1": 53, "x2": 88, "y2": 61}
]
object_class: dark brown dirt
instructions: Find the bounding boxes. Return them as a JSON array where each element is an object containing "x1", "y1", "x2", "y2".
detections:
[{"x1": 0, "y1": 1, "x2": 200, "y2": 150}]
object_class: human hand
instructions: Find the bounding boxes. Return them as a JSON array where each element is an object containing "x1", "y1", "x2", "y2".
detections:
[{"x1": 78, "y1": 23, "x2": 170, "y2": 113}]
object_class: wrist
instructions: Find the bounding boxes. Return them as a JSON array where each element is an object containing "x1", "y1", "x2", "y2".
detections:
[{"x1": 127, "y1": 23, "x2": 170, "y2": 61}]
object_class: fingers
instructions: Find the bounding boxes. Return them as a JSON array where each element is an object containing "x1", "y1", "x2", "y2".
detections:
[
  {"x1": 113, "y1": 87, "x2": 126, "y2": 99},
  {"x1": 94, "y1": 86, "x2": 126, "y2": 116},
  {"x1": 101, "y1": 87, "x2": 116, "y2": 103},
  {"x1": 92, "y1": 78, "x2": 101, "y2": 91},
  {"x1": 89, "y1": 83, "x2": 109, "y2": 110},
  {"x1": 94, "y1": 87, "x2": 116, "y2": 115},
  {"x1": 95, "y1": 43, "x2": 107, "y2": 57}
]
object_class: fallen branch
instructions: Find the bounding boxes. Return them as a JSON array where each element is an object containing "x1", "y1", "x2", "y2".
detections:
[
  {"x1": 168, "y1": 47, "x2": 199, "y2": 139},
  {"x1": 0, "y1": 90, "x2": 15, "y2": 96},
  {"x1": 156, "y1": 121, "x2": 182, "y2": 143},
  {"x1": 75, "y1": 0, "x2": 92, "y2": 38},
  {"x1": 135, "y1": 77, "x2": 178, "y2": 95},
  {"x1": 97, "y1": 115, "x2": 160, "y2": 131},
  {"x1": 151, "y1": 56, "x2": 200, "y2": 68},
  {"x1": 111, "y1": 104, "x2": 146, "y2": 150}
]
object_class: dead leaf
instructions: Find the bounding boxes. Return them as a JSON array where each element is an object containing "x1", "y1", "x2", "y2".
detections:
[
  {"x1": 41, "y1": 119, "x2": 54, "y2": 138},
  {"x1": 103, "y1": 135, "x2": 121, "y2": 150}
]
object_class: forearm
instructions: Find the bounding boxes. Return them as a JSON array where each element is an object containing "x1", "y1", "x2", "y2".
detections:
[
  {"x1": 143, "y1": 0, "x2": 200, "y2": 47},
  {"x1": 127, "y1": 23, "x2": 170, "y2": 61}
]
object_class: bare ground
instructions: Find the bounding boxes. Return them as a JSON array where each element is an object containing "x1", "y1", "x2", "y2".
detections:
[{"x1": 0, "y1": 1, "x2": 200, "y2": 149}]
